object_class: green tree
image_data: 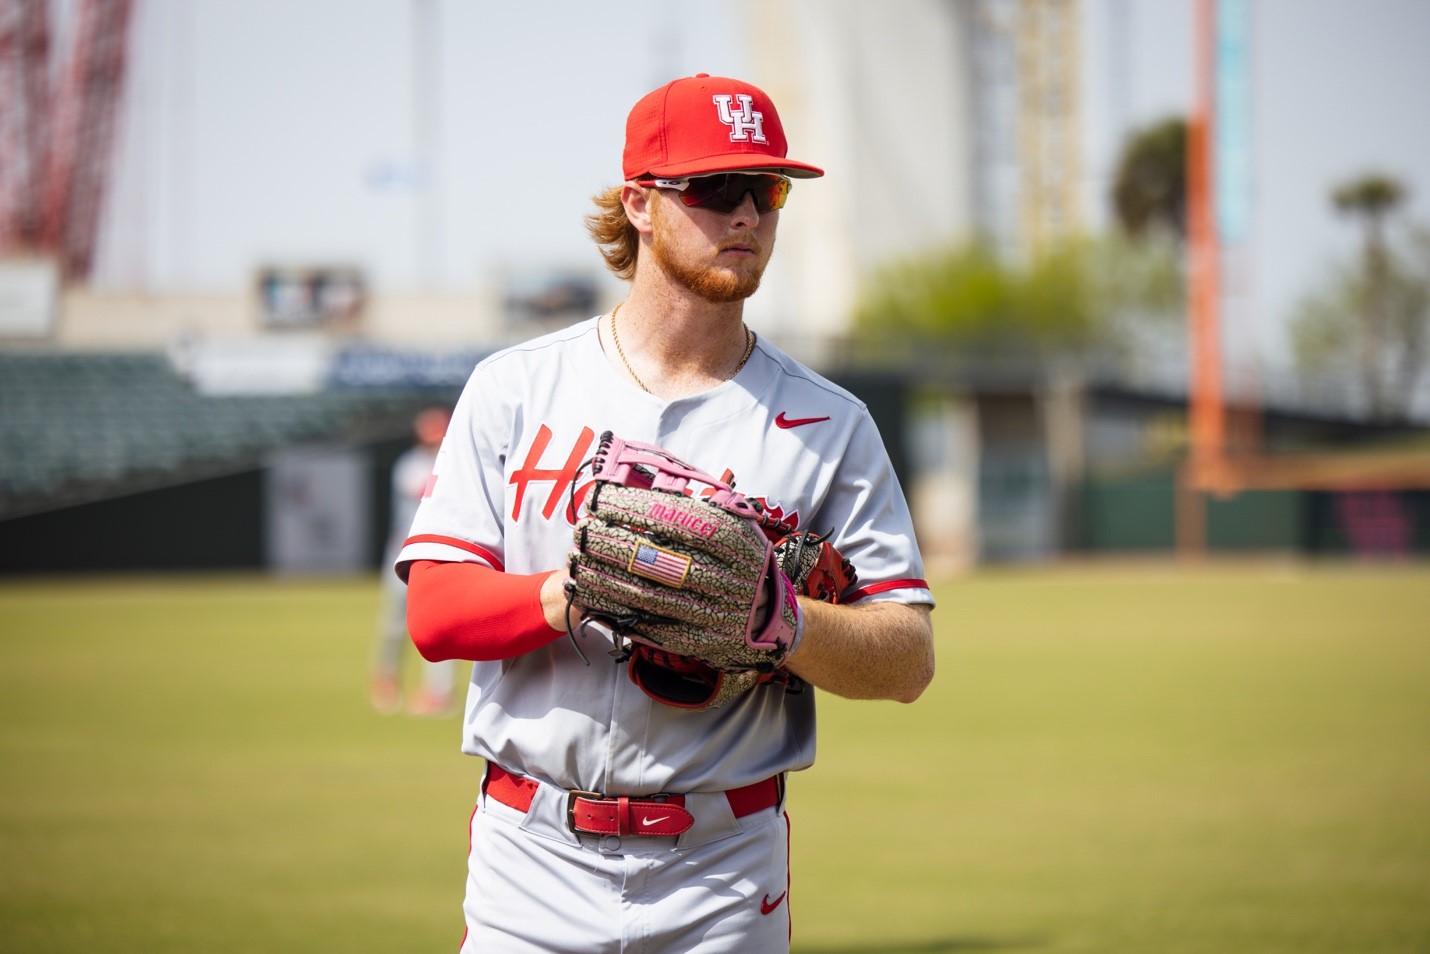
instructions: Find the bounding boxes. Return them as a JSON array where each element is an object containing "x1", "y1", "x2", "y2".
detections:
[
  {"x1": 853, "y1": 233, "x2": 1183, "y2": 364},
  {"x1": 1292, "y1": 225, "x2": 1429, "y2": 422},
  {"x1": 1110, "y1": 117, "x2": 1188, "y2": 240},
  {"x1": 853, "y1": 119, "x2": 1194, "y2": 370},
  {"x1": 1292, "y1": 174, "x2": 1428, "y2": 422}
]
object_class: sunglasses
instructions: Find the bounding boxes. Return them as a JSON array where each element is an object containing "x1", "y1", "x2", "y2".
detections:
[{"x1": 637, "y1": 173, "x2": 792, "y2": 214}]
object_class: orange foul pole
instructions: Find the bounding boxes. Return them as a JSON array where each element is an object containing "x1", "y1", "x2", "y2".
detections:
[
  {"x1": 1178, "y1": 0, "x2": 1227, "y2": 555},
  {"x1": 1188, "y1": 0, "x2": 1225, "y2": 490}
]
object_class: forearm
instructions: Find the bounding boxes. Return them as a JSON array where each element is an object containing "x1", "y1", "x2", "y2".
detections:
[
  {"x1": 406, "y1": 560, "x2": 568, "y2": 661},
  {"x1": 783, "y1": 600, "x2": 935, "y2": 702}
]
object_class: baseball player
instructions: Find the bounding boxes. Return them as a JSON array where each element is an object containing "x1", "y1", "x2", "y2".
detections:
[
  {"x1": 370, "y1": 406, "x2": 456, "y2": 715},
  {"x1": 398, "y1": 73, "x2": 935, "y2": 953}
]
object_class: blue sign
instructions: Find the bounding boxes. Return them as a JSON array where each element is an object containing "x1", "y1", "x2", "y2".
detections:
[
  {"x1": 1215, "y1": 0, "x2": 1252, "y2": 244},
  {"x1": 328, "y1": 347, "x2": 485, "y2": 389}
]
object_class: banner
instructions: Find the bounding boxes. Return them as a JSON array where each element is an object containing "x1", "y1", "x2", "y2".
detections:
[{"x1": 1215, "y1": 0, "x2": 1252, "y2": 245}]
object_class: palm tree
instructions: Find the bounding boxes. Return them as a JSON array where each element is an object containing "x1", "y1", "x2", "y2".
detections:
[{"x1": 1332, "y1": 174, "x2": 1408, "y2": 420}]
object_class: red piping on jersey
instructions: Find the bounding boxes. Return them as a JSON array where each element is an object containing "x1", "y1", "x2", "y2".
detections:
[
  {"x1": 783, "y1": 810, "x2": 793, "y2": 941},
  {"x1": 847, "y1": 578, "x2": 929, "y2": 602},
  {"x1": 460, "y1": 801, "x2": 478, "y2": 952},
  {"x1": 403, "y1": 534, "x2": 506, "y2": 572}
]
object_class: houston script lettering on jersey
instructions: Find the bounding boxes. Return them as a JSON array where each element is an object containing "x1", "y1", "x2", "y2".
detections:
[{"x1": 509, "y1": 425, "x2": 597, "y2": 524}]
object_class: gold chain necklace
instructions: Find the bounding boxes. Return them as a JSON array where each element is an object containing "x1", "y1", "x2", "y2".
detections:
[{"x1": 609, "y1": 303, "x2": 755, "y2": 395}]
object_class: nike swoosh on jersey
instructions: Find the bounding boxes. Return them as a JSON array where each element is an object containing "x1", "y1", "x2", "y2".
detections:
[
  {"x1": 774, "y1": 412, "x2": 831, "y2": 429},
  {"x1": 760, "y1": 891, "x2": 788, "y2": 915}
]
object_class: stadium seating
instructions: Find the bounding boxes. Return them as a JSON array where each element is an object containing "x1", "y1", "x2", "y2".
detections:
[{"x1": 0, "y1": 351, "x2": 457, "y2": 519}]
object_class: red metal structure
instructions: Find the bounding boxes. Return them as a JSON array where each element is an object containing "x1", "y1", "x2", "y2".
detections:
[
  {"x1": 0, "y1": 0, "x2": 133, "y2": 279},
  {"x1": 0, "y1": 0, "x2": 52, "y2": 250}
]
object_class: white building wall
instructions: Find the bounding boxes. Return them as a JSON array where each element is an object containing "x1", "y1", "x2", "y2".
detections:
[{"x1": 744, "y1": 0, "x2": 977, "y2": 350}]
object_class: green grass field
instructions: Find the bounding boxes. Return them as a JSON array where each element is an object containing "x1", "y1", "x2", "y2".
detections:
[{"x1": 1, "y1": 564, "x2": 1428, "y2": 953}]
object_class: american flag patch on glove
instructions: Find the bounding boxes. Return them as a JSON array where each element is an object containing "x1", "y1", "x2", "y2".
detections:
[{"x1": 628, "y1": 543, "x2": 691, "y2": 587}]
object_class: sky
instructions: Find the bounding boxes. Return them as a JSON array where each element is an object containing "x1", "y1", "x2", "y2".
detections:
[
  {"x1": 99, "y1": 0, "x2": 751, "y2": 293},
  {"x1": 91, "y1": 0, "x2": 1430, "y2": 370}
]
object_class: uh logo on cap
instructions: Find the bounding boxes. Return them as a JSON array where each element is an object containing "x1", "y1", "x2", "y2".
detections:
[{"x1": 712, "y1": 94, "x2": 767, "y2": 144}]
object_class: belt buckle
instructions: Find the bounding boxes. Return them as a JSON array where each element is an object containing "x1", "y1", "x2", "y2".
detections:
[
  {"x1": 565, "y1": 789, "x2": 604, "y2": 834},
  {"x1": 565, "y1": 789, "x2": 682, "y2": 835}
]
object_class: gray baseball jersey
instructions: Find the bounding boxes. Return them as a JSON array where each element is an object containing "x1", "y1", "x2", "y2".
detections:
[{"x1": 397, "y1": 316, "x2": 932, "y2": 795}]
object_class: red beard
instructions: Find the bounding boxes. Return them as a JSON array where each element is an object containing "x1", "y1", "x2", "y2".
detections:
[{"x1": 648, "y1": 199, "x2": 773, "y2": 303}]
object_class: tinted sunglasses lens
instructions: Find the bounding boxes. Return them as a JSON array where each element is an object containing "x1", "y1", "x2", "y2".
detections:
[{"x1": 679, "y1": 174, "x2": 789, "y2": 213}]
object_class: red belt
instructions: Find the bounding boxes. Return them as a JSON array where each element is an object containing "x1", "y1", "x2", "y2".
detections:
[{"x1": 484, "y1": 764, "x2": 782, "y2": 838}]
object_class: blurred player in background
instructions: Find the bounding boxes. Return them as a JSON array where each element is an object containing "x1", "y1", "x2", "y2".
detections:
[{"x1": 370, "y1": 406, "x2": 455, "y2": 716}]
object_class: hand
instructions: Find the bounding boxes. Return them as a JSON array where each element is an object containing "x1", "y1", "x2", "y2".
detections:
[{"x1": 540, "y1": 569, "x2": 580, "y2": 632}]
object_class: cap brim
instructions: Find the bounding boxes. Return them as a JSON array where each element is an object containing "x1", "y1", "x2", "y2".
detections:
[{"x1": 646, "y1": 154, "x2": 824, "y2": 180}]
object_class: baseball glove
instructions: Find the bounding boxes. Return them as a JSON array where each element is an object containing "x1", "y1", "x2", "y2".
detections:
[
  {"x1": 565, "y1": 432, "x2": 802, "y2": 708},
  {"x1": 768, "y1": 528, "x2": 858, "y2": 605},
  {"x1": 621, "y1": 528, "x2": 859, "y2": 708}
]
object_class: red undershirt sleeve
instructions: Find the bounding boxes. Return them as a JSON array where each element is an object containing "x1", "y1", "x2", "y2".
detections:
[{"x1": 406, "y1": 559, "x2": 566, "y2": 662}]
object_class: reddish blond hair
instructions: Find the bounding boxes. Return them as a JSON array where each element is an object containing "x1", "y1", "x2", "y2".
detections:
[{"x1": 585, "y1": 186, "x2": 640, "y2": 280}]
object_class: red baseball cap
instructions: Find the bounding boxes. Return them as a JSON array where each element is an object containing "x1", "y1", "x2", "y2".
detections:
[{"x1": 623, "y1": 73, "x2": 824, "y2": 181}]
